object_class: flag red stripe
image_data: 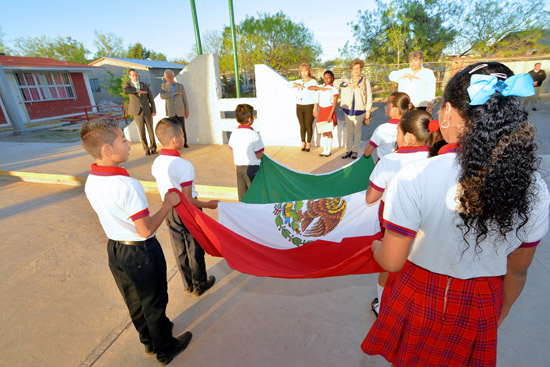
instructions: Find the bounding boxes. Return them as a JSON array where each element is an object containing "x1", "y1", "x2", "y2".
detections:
[{"x1": 171, "y1": 190, "x2": 384, "y2": 279}]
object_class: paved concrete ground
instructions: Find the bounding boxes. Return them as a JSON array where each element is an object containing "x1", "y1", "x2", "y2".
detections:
[{"x1": 0, "y1": 101, "x2": 549, "y2": 367}]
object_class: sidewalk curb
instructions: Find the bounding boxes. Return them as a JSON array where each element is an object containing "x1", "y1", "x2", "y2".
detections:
[{"x1": 0, "y1": 170, "x2": 238, "y2": 200}]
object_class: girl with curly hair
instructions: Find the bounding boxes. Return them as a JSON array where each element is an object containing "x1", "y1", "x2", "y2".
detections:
[{"x1": 362, "y1": 62, "x2": 548, "y2": 366}]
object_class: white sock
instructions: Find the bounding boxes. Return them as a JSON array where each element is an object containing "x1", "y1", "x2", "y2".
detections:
[
  {"x1": 376, "y1": 284, "x2": 384, "y2": 313},
  {"x1": 320, "y1": 136, "x2": 327, "y2": 154},
  {"x1": 326, "y1": 138, "x2": 332, "y2": 154}
]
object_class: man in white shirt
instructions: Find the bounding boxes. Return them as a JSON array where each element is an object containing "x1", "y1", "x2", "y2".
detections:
[{"x1": 388, "y1": 50, "x2": 436, "y2": 113}]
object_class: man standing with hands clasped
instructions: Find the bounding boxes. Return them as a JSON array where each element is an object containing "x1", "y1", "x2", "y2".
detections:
[
  {"x1": 388, "y1": 50, "x2": 436, "y2": 113},
  {"x1": 525, "y1": 62, "x2": 546, "y2": 111},
  {"x1": 160, "y1": 69, "x2": 190, "y2": 148},
  {"x1": 124, "y1": 69, "x2": 157, "y2": 155}
]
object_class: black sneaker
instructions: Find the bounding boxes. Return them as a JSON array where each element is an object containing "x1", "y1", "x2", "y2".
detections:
[
  {"x1": 156, "y1": 331, "x2": 193, "y2": 366},
  {"x1": 341, "y1": 151, "x2": 352, "y2": 159},
  {"x1": 193, "y1": 275, "x2": 216, "y2": 297},
  {"x1": 532, "y1": 108, "x2": 537, "y2": 111}
]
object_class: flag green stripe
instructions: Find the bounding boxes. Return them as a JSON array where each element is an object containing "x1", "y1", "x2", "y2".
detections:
[{"x1": 242, "y1": 155, "x2": 375, "y2": 204}]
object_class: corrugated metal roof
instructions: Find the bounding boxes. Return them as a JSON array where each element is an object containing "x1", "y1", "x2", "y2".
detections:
[{"x1": 89, "y1": 57, "x2": 186, "y2": 69}]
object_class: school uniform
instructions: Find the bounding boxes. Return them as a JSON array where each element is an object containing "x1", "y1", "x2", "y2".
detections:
[
  {"x1": 362, "y1": 143, "x2": 550, "y2": 367},
  {"x1": 367, "y1": 119, "x2": 399, "y2": 160},
  {"x1": 228, "y1": 125, "x2": 264, "y2": 200},
  {"x1": 84, "y1": 164, "x2": 174, "y2": 355},
  {"x1": 151, "y1": 149, "x2": 208, "y2": 292},
  {"x1": 317, "y1": 83, "x2": 339, "y2": 126}
]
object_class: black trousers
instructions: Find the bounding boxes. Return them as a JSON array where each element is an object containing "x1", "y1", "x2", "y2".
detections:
[
  {"x1": 165, "y1": 208, "x2": 207, "y2": 290},
  {"x1": 236, "y1": 164, "x2": 259, "y2": 201},
  {"x1": 296, "y1": 104, "x2": 315, "y2": 143},
  {"x1": 134, "y1": 110, "x2": 157, "y2": 152},
  {"x1": 171, "y1": 115, "x2": 188, "y2": 145},
  {"x1": 108, "y1": 238, "x2": 174, "y2": 354}
]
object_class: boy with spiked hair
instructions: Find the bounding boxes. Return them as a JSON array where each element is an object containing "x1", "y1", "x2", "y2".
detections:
[
  {"x1": 151, "y1": 118, "x2": 217, "y2": 297},
  {"x1": 81, "y1": 118, "x2": 192, "y2": 366}
]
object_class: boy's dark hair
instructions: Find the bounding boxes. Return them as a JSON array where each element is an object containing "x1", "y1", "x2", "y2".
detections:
[
  {"x1": 235, "y1": 104, "x2": 254, "y2": 124},
  {"x1": 155, "y1": 118, "x2": 182, "y2": 146},
  {"x1": 80, "y1": 119, "x2": 120, "y2": 159}
]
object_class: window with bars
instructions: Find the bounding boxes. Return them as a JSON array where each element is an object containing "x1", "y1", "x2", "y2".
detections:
[{"x1": 15, "y1": 72, "x2": 76, "y2": 102}]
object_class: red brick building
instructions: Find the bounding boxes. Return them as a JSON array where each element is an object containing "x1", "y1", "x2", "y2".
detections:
[{"x1": 0, "y1": 55, "x2": 98, "y2": 125}]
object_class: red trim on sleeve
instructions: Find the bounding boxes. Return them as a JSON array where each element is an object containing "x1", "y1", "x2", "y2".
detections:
[
  {"x1": 369, "y1": 141, "x2": 379, "y2": 148},
  {"x1": 382, "y1": 220, "x2": 417, "y2": 238},
  {"x1": 519, "y1": 240, "x2": 540, "y2": 248},
  {"x1": 369, "y1": 181, "x2": 385, "y2": 192},
  {"x1": 180, "y1": 181, "x2": 193, "y2": 187},
  {"x1": 130, "y1": 208, "x2": 150, "y2": 221},
  {"x1": 255, "y1": 148, "x2": 265, "y2": 154}
]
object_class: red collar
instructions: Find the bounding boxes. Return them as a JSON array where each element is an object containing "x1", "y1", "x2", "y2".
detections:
[
  {"x1": 324, "y1": 83, "x2": 334, "y2": 87},
  {"x1": 438, "y1": 143, "x2": 458, "y2": 155},
  {"x1": 160, "y1": 148, "x2": 181, "y2": 157},
  {"x1": 238, "y1": 125, "x2": 254, "y2": 130},
  {"x1": 89, "y1": 163, "x2": 130, "y2": 177},
  {"x1": 387, "y1": 119, "x2": 399, "y2": 125},
  {"x1": 397, "y1": 146, "x2": 429, "y2": 153}
]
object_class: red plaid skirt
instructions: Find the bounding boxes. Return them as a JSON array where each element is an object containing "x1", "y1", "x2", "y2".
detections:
[{"x1": 362, "y1": 261, "x2": 503, "y2": 367}]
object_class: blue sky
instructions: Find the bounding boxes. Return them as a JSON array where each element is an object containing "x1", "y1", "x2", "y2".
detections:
[{"x1": 0, "y1": 0, "x2": 376, "y2": 62}]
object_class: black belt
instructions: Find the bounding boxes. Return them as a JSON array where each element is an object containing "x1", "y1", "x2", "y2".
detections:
[{"x1": 115, "y1": 236, "x2": 156, "y2": 245}]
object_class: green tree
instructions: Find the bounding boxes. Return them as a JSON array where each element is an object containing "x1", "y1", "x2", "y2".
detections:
[
  {"x1": 93, "y1": 31, "x2": 125, "y2": 58},
  {"x1": 125, "y1": 42, "x2": 167, "y2": 60},
  {"x1": 105, "y1": 70, "x2": 130, "y2": 112},
  {"x1": 351, "y1": 0, "x2": 458, "y2": 63},
  {"x1": 214, "y1": 12, "x2": 322, "y2": 72},
  {"x1": 0, "y1": 27, "x2": 11, "y2": 54},
  {"x1": 170, "y1": 57, "x2": 188, "y2": 65},
  {"x1": 457, "y1": 0, "x2": 550, "y2": 56},
  {"x1": 13, "y1": 35, "x2": 89, "y2": 64}
]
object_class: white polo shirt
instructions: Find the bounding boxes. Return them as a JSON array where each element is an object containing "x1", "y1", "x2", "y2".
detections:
[
  {"x1": 369, "y1": 146, "x2": 429, "y2": 201},
  {"x1": 84, "y1": 164, "x2": 152, "y2": 241},
  {"x1": 368, "y1": 119, "x2": 399, "y2": 159},
  {"x1": 318, "y1": 84, "x2": 339, "y2": 108},
  {"x1": 151, "y1": 149, "x2": 198, "y2": 199},
  {"x1": 228, "y1": 125, "x2": 264, "y2": 166},
  {"x1": 383, "y1": 144, "x2": 550, "y2": 279},
  {"x1": 388, "y1": 66, "x2": 436, "y2": 108}
]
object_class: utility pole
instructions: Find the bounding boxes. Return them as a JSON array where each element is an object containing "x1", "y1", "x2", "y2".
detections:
[{"x1": 228, "y1": 0, "x2": 240, "y2": 98}]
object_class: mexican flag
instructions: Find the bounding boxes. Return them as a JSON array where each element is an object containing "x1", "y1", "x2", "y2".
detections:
[{"x1": 172, "y1": 155, "x2": 384, "y2": 278}]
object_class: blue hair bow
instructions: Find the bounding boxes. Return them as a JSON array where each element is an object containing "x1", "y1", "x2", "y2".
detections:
[{"x1": 467, "y1": 74, "x2": 535, "y2": 106}]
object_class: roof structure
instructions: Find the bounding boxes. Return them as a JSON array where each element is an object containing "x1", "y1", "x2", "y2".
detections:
[
  {"x1": 0, "y1": 55, "x2": 97, "y2": 71},
  {"x1": 88, "y1": 57, "x2": 186, "y2": 70}
]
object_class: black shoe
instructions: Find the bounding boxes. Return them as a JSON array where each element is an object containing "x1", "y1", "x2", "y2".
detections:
[
  {"x1": 301, "y1": 147, "x2": 306, "y2": 151},
  {"x1": 532, "y1": 108, "x2": 537, "y2": 111},
  {"x1": 150, "y1": 148, "x2": 158, "y2": 154},
  {"x1": 144, "y1": 322, "x2": 174, "y2": 356},
  {"x1": 184, "y1": 144, "x2": 189, "y2": 148},
  {"x1": 351, "y1": 152, "x2": 358, "y2": 159},
  {"x1": 371, "y1": 297, "x2": 379, "y2": 318},
  {"x1": 184, "y1": 286, "x2": 194, "y2": 295},
  {"x1": 145, "y1": 150, "x2": 151, "y2": 156},
  {"x1": 156, "y1": 331, "x2": 193, "y2": 366},
  {"x1": 341, "y1": 151, "x2": 352, "y2": 159},
  {"x1": 145, "y1": 343, "x2": 155, "y2": 356},
  {"x1": 193, "y1": 275, "x2": 216, "y2": 297},
  {"x1": 305, "y1": 148, "x2": 310, "y2": 152}
]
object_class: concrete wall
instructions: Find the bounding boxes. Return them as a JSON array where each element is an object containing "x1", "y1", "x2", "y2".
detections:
[{"x1": 124, "y1": 53, "x2": 345, "y2": 148}]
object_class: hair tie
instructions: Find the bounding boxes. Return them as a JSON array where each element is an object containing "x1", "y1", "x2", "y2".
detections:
[
  {"x1": 428, "y1": 120, "x2": 440, "y2": 132},
  {"x1": 467, "y1": 74, "x2": 535, "y2": 105}
]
